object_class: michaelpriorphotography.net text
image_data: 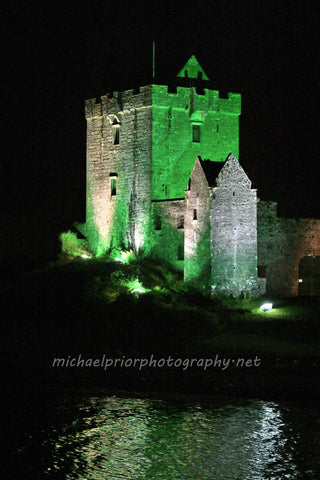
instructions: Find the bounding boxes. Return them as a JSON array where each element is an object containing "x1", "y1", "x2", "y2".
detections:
[{"x1": 52, "y1": 354, "x2": 262, "y2": 371}]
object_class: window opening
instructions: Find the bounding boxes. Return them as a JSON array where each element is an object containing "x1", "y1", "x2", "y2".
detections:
[
  {"x1": 178, "y1": 216, "x2": 184, "y2": 229},
  {"x1": 193, "y1": 209, "x2": 197, "y2": 220},
  {"x1": 192, "y1": 125, "x2": 200, "y2": 143},
  {"x1": 155, "y1": 214, "x2": 161, "y2": 230},
  {"x1": 111, "y1": 178, "x2": 117, "y2": 196},
  {"x1": 113, "y1": 126, "x2": 120, "y2": 145}
]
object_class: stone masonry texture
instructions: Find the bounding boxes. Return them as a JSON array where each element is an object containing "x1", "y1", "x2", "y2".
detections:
[{"x1": 80, "y1": 57, "x2": 320, "y2": 296}]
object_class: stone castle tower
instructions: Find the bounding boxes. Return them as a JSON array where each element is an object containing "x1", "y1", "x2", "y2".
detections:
[{"x1": 80, "y1": 56, "x2": 320, "y2": 296}]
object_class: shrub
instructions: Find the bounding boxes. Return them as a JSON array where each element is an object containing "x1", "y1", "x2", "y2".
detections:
[{"x1": 59, "y1": 230, "x2": 89, "y2": 258}]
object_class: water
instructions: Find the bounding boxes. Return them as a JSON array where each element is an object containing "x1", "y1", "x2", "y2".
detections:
[{"x1": 4, "y1": 391, "x2": 320, "y2": 480}]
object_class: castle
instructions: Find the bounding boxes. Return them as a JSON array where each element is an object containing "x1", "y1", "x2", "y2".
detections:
[{"x1": 81, "y1": 56, "x2": 320, "y2": 296}]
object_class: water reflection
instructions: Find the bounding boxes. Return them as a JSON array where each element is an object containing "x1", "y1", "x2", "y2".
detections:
[{"x1": 7, "y1": 394, "x2": 320, "y2": 480}]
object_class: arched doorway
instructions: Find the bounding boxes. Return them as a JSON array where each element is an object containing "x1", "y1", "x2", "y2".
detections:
[{"x1": 298, "y1": 256, "x2": 320, "y2": 296}]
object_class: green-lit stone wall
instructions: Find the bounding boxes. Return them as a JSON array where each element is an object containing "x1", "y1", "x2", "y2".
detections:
[
  {"x1": 85, "y1": 99, "x2": 105, "y2": 254},
  {"x1": 151, "y1": 85, "x2": 241, "y2": 200},
  {"x1": 85, "y1": 82, "x2": 240, "y2": 256},
  {"x1": 184, "y1": 158, "x2": 211, "y2": 291},
  {"x1": 85, "y1": 87, "x2": 153, "y2": 255},
  {"x1": 176, "y1": 54, "x2": 210, "y2": 80},
  {"x1": 84, "y1": 80, "x2": 242, "y2": 289},
  {"x1": 151, "y1": 199, "x2": 185, "y2": 271}
]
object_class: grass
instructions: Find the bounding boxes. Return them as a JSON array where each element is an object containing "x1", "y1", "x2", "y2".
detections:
[
  {"x1": 3, "y1": 256, "x2": 319, "y2": 354},
  {"x1": 2, "y1": 255, "x2": 320, "y2": 399}
]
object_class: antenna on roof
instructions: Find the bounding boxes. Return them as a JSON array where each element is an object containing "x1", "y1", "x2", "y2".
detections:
[{"x1": 152, "y1": 40, "x2": 155, "y2": 79}]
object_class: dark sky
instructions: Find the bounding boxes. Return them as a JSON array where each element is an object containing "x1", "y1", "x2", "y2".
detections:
[{"x1": 2, "y1": 1, "x2": 319, "y2": 265}]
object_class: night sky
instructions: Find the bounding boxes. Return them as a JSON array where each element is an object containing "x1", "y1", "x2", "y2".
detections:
[{"x1": 2, "y1": 1, "x2": 319, "y2": 266}]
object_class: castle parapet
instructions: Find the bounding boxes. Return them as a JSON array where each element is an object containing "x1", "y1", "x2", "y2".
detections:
[
  {"x1": 151, "y1": 85, "x2": 241, "y2": 114},
  {"x1": 217, "y1": 93, "x2": 241, "y2": 115},
  {"x1": 85, "y1": 98, "x2": 102, "y2": 118},
  {"x1": 85, "y1": 86, "x2": 153, "y2": 119},
  {"x1": 85, "y1": 85, "x2": 240, "y2": 118}
]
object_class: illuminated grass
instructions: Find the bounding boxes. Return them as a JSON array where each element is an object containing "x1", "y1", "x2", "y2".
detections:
[
  {"x1": 126, "y1": 277, "x2": 150, "y2": 295},
  {"x1": 3, "y1": 257, "x2": 320, "y2": 363}
]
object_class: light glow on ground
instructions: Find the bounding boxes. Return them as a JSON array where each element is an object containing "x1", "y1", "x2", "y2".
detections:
[{"x1": 260, "y1": 303, "x2": 273, "y2": 312}]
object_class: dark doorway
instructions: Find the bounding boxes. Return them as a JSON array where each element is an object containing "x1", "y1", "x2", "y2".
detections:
[
  {"x1": 178, "y1": 244, "x2": 184, "y2": 260},
  {"x1": 298, "y1": 256, "x2": 320, "y2": 296}
]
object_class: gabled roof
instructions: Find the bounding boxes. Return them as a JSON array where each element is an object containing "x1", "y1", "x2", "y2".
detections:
[
  {"x1": 199, "y1": 159, "x2": 225, "y2": 187},
  {"x1": 217, "y1": 153, "x2": 251, "y2": 188},
  {"x1": 176, "y1": 55, "x2": 209, "y2": 81}
]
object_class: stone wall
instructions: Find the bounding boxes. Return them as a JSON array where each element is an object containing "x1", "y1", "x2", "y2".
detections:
[
  {"x1": 85, "y1": 87, "x2": 152, "y2": 254},
  {"x1": 151, "y1": 85, "x2": 241, "y2": 201},
  {"x1": 184, "y1": 158, "x2": 211, "y2": 291},
  {"x1": 210, "y1": 155, "x2": 258, "y2": 295},
  {"x1": 151, "y1": 199, "x2": 185, "y2": 271},
  {"x1": 85, "y1": 82, "x2": 240, "y2": 256},
  {"x1": 257, "y1": 201, "x2": 320, "y2": 296},
  {"x1": 85, "y1": 100, "x2": 104, "y2": 252}
]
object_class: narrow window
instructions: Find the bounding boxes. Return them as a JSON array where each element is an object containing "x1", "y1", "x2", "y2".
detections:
[
  {"x1": 188, "y1": 178, "x2": 191, "y2": 190},
  {"x1": 111, "y1": 178, "x2": 117, "y2": 196},
  {"x1": 155, "y1": 214, "x2": 161, "y2": 230},
  {"x1": 192, "y1": 125, "x2": 200, "y2": 143},
  {"x1": 113, "y1": 126, "x2": 120, "y2": 145},
  {"x1": 178, "y1": 216, "x2": 184, "y2": 229},
  {"x1": 184, "y1": 70, "x2": 188, "y2": 78},
  {"x1": 193, "y1": 209, "x2": 197, "y2": 220},
  {"x1": 197, "y1": 71, "x2": 202, "y2": 80},
  {"x1": 178, "y1": 244, "x2": 184, "y2": 260}
]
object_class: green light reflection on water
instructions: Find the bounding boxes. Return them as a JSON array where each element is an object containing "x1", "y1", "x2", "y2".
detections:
[{"x1": 41, "y1": 395, "x2": 320, "y2": 480}]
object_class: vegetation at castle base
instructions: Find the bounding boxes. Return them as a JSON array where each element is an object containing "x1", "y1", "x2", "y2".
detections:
[{"x1": 2, "y1": 254, "x2": 320, "y2": 399}]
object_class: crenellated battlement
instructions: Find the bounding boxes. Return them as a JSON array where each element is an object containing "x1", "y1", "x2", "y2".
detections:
[
  {"x1": 85, "y1": 98, "x2": 102, "y2": 118},
  {"x1": 85, "y1": 84, "x2": 241, "y2": 119},
  {"x1": 85, "y1": 85, "x2": 153, "y2": 118},
  {"x1": 152, "y1": 84, "x2": 241, "y2": 114}
]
